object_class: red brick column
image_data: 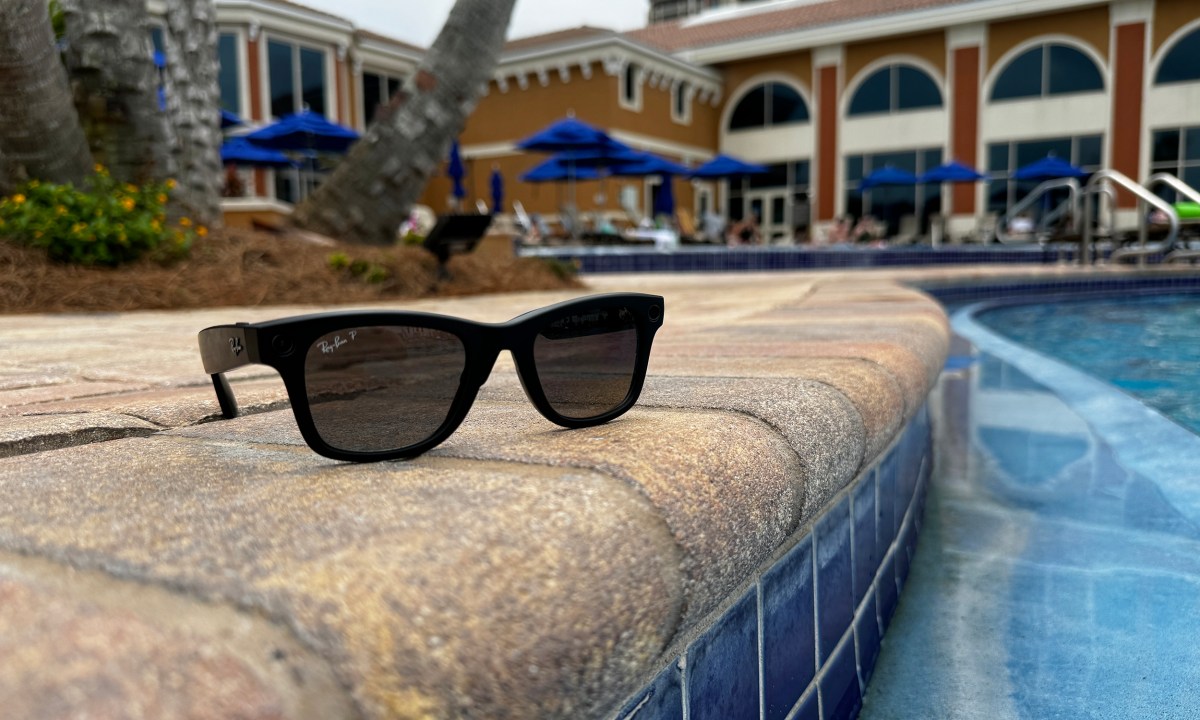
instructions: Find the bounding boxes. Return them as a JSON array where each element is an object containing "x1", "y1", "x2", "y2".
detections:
[
  {"x1": 1111, "y1": 22, "x2": 1146, "y2": 208},
  {"x1": 816, "y1": 64, "x2": 839, "y2": 223},
  {"x1": 951, "y1": 46, "x2": 980, "y2": 216},
  {"x1": 246, "y1": 35, "x2": 267, "y2": 196}
]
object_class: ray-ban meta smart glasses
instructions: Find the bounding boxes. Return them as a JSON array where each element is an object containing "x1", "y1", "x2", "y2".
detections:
[{"x1": 198, "y1": 293, "x2": 664, "y2": 461}]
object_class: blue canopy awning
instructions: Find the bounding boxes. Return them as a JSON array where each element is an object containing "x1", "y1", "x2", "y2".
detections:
[
  {"x1": 520, "y1": 157, "x2": 604, "y2": 183},
  {"x1": 220, "y1": 138, "x2": 294, "y2": 168},
  {"x1": 1012, "y1": 156, "x2": 1089, "y2": 181},
  {"x1": 860, "y1": 166, "x2": 919, "y2": 190},
  {"x1": 919, "y1": 160, "x2": 987, "y2": 184}
]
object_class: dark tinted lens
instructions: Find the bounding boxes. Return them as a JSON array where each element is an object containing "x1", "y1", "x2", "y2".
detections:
[
  {"x1": 533, "y1": 306, "x2": 638, "y2": 419},
  {"x1": 304, "y1": 326, "x2": 465, "y2": 453}
]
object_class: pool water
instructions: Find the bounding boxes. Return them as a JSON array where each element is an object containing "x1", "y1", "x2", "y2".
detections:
[
  {"x1": 860, "y1": 293, "x2": 1200, "y2": 720},
  {"x1": 975, "y1": 293, "x2": 1200, "y2": 435}
]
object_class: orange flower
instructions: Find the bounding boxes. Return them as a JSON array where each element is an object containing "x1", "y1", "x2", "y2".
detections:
[
  {"x1": 165, "y1": 179, "x2": 177, "y2": 190},
  {"x1": 179, "y1": 217, "x2": 192, "y2": 227},
  {"x1": 156, "y1": 193, "x2": 168, "y2": 205},
  {"x1": 196, "y1": 225, "x2": 208, "y2": 237},
  {"x1": 12, "y1": 194, "x2": 25, "y2": 205},
  {"x1": 120, "y1": 197, "x2": 136, "y2": 212}
]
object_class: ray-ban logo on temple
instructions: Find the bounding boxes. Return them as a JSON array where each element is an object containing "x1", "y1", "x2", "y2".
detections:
[{"x1": 197, "y1": 293, "x2": 664, "y2": 462}]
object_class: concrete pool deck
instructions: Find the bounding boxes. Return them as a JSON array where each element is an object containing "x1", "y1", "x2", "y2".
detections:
[{"x1": 0, "y1": 264, "x2": 1194, "y2": 718}]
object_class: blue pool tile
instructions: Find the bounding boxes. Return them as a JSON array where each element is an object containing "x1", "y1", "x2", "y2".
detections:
[
  {"x1": 787, "y1": 687, "x2": 820, "y2": 720},
  {"x1": 851, "y1": 470, "x2": 878, "y2": 607},
  {"x1": 819, "y1": 637, "x2": 862, "y2": 720},
  {"x1": 854, "y1": 592, "x2": 881, "y2": 690},
  {"x1": 877, "y1": 552, "x2": 898, "y2": 635},
  {"x1": 895, "y1": 514, "x2": 915, "y2": 594},
  {"x1": 762, "y1": 535, "x2": 816, "y2": 720},
  {"x1": 815, "y1": 497, "x2": 853, "y2": 665},
  {"x1": 616, "y1": 662, "x2": 683, "y2": 720},
  {"x1": 686, "y1": 589, "x2": 760, "y2": 720},
  {"x1": 876, "y1": 449, "x2": 898, "y2": 560}
]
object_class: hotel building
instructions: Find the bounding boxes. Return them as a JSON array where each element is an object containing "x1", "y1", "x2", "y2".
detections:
[{"x1": 196, "y1": 0, "x2": 1200, "y2": 241}]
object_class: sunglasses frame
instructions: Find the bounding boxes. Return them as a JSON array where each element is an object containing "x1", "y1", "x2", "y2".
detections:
[{"x1": 198, "y1": 292, "x2": 665, "y2": 462}]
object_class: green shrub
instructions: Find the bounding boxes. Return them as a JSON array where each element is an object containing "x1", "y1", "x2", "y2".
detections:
[
  {"x1": 0, "y1": 167, "x2": 199, "y2": 266},
  {"x1": 327, "y1": 252, "x2": 391, "y2": 284}
]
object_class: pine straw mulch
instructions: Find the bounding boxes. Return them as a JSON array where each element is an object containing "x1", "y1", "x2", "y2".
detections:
[{"x1": 0, "y1": 228, "x2": 583, "y2": 314}]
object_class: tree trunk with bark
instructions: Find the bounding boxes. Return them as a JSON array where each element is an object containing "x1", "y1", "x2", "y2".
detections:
[
  {"x1": 0, "y1": 0, "x2": 93, "y2": 189},
  {"x1": 162, "y1": 0, "x2": 222, "y2": 227},
  {"x1": 292, "y1": 0, "x2": 518, "y2": 244},
  {"x1": 61, "y1": 0, "x2": 175, "y2": 186}
]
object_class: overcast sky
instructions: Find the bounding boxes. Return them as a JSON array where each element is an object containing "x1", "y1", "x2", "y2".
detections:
[{"x1": 296, "y1": 0, "x2": 652, "y2": 47}]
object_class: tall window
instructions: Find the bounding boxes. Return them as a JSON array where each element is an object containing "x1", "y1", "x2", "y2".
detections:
[
  {"x1": 620, "y1": 62, "x2": 642, "y2": 109},
  {"x1": 268, "y1": 38, "x2": 327, "y2": 117},
  {"x1": 361, "y1": 71, "x2": 405, "y2": 126},
  {"x1": 1150, "y1": 127, "x2": 1200, "y2": 201},
  {"x1": 672, "y1": 81, "x2": 690, "y2": 123},
  {"x1": 844, "y1": 148, "x2": 943, "y2": 235},
  {"x1": 847, "y1": 64, "x2": 942, "y2": 117},
  {"x1": 986, "y1": 135, "x2": 1103, "y2": 213},
  {"x1": 217, "y1": 32, "x2": 240, "y2": 115},
  {"x1": 1155, "y1": 28, "x2": 1200, "y2": 85},
  {"x1": 991, "y1": 44, "x2": 1104, "y2": 101},
  {"x1": 728, "y1": 82, "x2": 809, "y2": 131}
]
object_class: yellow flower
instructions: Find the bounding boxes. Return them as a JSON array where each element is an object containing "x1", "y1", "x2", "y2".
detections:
[
  {"x1": 120, "y1": 197, "x2": 136, "y2": 212},
  {"x1": 165, "y1": 179, "x2": 177, "y2": 190},
  {"x1": 71, "y1": 222, "x2": 87, "y2": 234},
  {"x1": 55, "y1": 205, "x2": 67, "y2": 216},
  {"x1": 151, "y1": 219, "x2": 162, "y2": 232},
  {"x1": 94, "y1": 164, "x2": 108, "y2": 175},
  {"x1": 196, "y1": 225, "x2": 208, "y2": 238},
  {"x1": 179, "y1": 217, "x2": 192, "y2": 227},
  {"x1": 124, "y1": 184, "x2": 138, "y2": 194},
  {"x1": 156, "y1": 193, "x2": 168, "y2": 205},
  {"x1": 29, "y1": 180, "x2": 39, "y2": 189},
  {"x1": 12, "y1": 194, "x2": 25, "y2": 205}
]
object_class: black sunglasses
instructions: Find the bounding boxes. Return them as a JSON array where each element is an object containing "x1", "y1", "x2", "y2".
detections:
[{"x1": 197, "y1": 293, "x2": 664, "y2": 462}]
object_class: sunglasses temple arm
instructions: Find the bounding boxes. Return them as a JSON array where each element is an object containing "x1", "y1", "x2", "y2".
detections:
[{"x1": 198, "y1": 326, "x2": 256, "y2": 419}]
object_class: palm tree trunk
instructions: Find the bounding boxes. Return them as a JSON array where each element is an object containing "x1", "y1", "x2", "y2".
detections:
[
  {"x1": 0, "y1": 0, "x2": 93, "y2": 188},
  {"x1": 292, "y1": 0, "x2": 519, "y2": 244},
  {"x1": 162, "y1": 0, "x2": 222, "y2": 227},
  {"x1": 61, "y1": 0, "x2": 175, "y2": 186}
]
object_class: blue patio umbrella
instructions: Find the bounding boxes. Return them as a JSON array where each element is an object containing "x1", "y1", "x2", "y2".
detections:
[
  {"x1": 490, "y1": 168, "x2": 504, "y2": 215},
  {"x1": 688, "y1": 154, "x2": 768, "y2": 179},
  {"x1": 860, "y1": 166, "x2": 919, "y2": 189},
  {"x1": 520, "y1": 157, "x2": 604, "y2": 183},
  {"x1": 608, "y1": 153, "x2": 690, "y2": 177},
  {"x1": 245, "y1": 109, "x2": 359, "y2": 153},
  {"x1": 1013, "y1": 155, "x2": 1088, "y2": 181},
  {"x1": 447, "y1": 141, "x2": 466, "y2": 201},
  {"x1": 220, "y1": 109, "x2": 243, "y2": 129},
  {"x1": 919, "y1": 160, "x2": 987, "y2": 184},
  {"x1": 517, "y1": 116, "x2": 621, "y2": 154},
  {"x1": 220, "y1": 138, "x2": 294, "y2": 168}
]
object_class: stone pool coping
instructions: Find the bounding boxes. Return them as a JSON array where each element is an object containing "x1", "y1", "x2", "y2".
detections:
[{"x1": 0, "y1": 264, "x2": 1191, "y2": 718}]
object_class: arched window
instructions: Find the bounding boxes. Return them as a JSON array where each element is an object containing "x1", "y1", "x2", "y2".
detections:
[
  {"x1": 729, "y1": 82, "x2": 809, "y2": 131},
  {"x1": 1156, "y1": 28, "x2": 1200, "y2": 85},
  {"x1": 847, "y1": 64, "x2": 942, "y2": 116},
  {"x1": 991, "y1": 43, "x2": 1104, "y2": 101}
]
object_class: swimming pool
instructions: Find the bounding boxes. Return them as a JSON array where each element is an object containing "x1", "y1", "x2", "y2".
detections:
[
  {"x1": 861, "y1": 285, "x2": 1200, "y2": 720},
  {"x1": 975, "y1": 293, "x2": 1200, "y2": 435}
]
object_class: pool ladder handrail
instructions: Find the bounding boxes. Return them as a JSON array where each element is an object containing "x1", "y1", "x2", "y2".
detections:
[
  {"x1": 1144, "y1": 173, "x2": 1200, "y2": 265},
  {"x1": 1082, "y1": 169, "x2": 1179, "y2": 266},
  {"x1": 995, "y1": 178, "x2": 1080, "y2": 245}
]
